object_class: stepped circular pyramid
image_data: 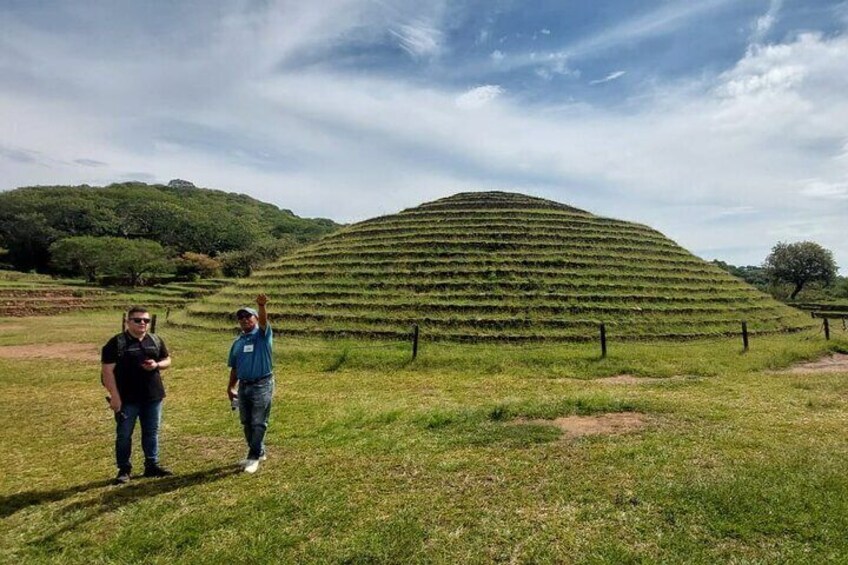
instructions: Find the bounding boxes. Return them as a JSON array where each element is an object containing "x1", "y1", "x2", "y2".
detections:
[{"x1": 172, "y1": 192, "x2": 813, "y2": 341}]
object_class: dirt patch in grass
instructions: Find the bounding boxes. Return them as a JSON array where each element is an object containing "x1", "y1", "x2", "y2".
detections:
[
  {"x1": 0, "y1": 324, "x2": 26, "y2": 333},
  {"x1": 521, "y1": 412, "x2": 648, "y2": 438},
  {"x1": 598, "y1": 374, "x2": 687, "y2": 384},
  {"x1": 782, "y1": 353, "x2": 848, "y2": 374},
  {"x1": 599, "y1": 374, "x2": 643, "y2": 384},
  {"x1": 0, "y1": 343, "x2": 100, "y2": 361}
]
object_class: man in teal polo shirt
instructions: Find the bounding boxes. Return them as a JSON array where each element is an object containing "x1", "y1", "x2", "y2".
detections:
[{"x1": 227, "y1": 293, "x2": 274, "y2": 474}]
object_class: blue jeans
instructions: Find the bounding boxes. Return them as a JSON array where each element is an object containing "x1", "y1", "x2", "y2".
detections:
[
  {"x1": 115, "y1": 400, "x2": 162, "y2": 471},
  {"x1": 238, "y1": 377, "x2": 274, "y2": 459}
]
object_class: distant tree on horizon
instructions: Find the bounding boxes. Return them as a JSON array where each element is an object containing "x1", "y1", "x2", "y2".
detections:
[{"x1": 764, "y1": 241, "x2": 838, "y2": 300}]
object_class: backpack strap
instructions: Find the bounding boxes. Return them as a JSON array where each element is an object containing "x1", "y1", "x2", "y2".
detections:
[
  {"x1": 115, "y1": 333, "x2": 127, "y2": 359},
  {"x1": 114, "y1": 333, "x2": 162, "y2": 359},
  {"x1": 148, "y1": 333, "x2": 162, "y2": 358}
]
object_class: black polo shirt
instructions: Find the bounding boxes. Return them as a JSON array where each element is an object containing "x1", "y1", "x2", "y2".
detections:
[{"x1": 101, "y1": 332, "x2": 169, "y2": 403}]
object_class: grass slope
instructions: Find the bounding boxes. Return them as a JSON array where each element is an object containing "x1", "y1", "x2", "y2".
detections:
[{"x1": 174, "y1": 192, "x2": 812, "y2": 341}]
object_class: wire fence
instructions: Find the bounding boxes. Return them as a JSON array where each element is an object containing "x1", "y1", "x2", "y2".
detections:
[{"x1": 157, "y1": 311, "x2": 847, "y2": 361}]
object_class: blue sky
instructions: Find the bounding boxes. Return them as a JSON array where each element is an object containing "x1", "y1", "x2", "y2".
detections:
[{"x1": 1, "y1": 0, "x2": 847, "y2": 271}]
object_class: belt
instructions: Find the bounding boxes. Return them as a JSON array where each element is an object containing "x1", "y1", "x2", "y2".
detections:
[{"x1": 241, "y1": 373, "x2": 273, "y2": 384}]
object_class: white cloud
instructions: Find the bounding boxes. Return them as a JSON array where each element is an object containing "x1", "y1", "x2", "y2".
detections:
[
  {"x1": 455, "y1": 85, "x2": 503, "y2": 109},
  {"x1": 590, "y1": 71, "x2": 626, "y2": 85},
  {"x1": 490, "y1": 49, "x2": 505, "y2": 63},
  {"x1": 801, "y1": 179, "x2": 848, "y2": 200},
  {"x1": 533, "y1": 52, "x2": 579, "y2": 80},
  {"x1": 478, "y1": 1, "x2": 736, "y2": 78},
  {"x1": 389, "y1": 20, "x2": 443, "y2": 59},
  {"x1": 750, "y1": 0, "x2": 783, "y2": 45},
  {"x1": 713, "y1": 206, "x2": 757, "y2": 218}
]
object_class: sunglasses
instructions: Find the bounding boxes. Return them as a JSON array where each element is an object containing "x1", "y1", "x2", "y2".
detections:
[{"x1": 130, "y1": 317, "x2": 151, "y2": 324}]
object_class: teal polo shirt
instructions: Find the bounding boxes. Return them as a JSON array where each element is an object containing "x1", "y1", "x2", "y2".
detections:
[{"x1": 228, "y1": 324, "x2": 273, "y2": 381}]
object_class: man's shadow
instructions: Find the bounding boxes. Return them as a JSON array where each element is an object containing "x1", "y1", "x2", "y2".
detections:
[
  {"x1": 26, "y1": 465, "x2": 243, "y2": 547},
  {"x1": 1, "y1": 464, "x2": 240, "y2": 520}
]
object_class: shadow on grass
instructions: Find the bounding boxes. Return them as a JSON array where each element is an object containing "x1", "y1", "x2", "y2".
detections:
[
  {"x1": 25, "y1": 465, "x2": 240, "y2": 548},
  {"x1": 2, "y1": 465, "x2": 238, "y2": 520},
  {"x1": 1, "y1": 478, "x2": 114, "y2": 519}
]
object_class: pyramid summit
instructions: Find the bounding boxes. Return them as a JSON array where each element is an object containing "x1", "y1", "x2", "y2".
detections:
[{"x1": 173, "y1": 191, "x2": 811, "y2": 341}]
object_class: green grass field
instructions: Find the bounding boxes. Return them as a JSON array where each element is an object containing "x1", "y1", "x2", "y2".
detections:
[{"x1": 1, "y1": 310, "x2": 847, "y2": 563}]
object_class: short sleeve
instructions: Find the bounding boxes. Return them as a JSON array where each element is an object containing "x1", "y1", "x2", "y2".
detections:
[
  {"x1": 228, "y1": 341, "x2": 238, "y2": 368},
  {"x1": 101, "y1": 337, "x2": 119, "y2": 364},
  {"x1": 157, "y1": 338, "x2": 170, "y2": 360}
]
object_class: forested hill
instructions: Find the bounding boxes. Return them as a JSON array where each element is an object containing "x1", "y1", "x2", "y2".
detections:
[{"x1": 0, "y1": 180, "x2": 340, "y2": 272}]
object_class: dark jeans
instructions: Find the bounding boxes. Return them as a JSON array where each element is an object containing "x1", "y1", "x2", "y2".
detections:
[
  {"x1": 238, "y1": 377, "x2": 274, "y2": 459},
  {"x1": 115, "y1": 400, "x2": 163, "y2": 471}
]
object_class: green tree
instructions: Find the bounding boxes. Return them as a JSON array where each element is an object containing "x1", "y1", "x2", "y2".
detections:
[
  {"x1": 763, "y1": 241, "x2": 838, "y2": 300},
  {"x1": 49, "y1": 236, "x2": 108, "y2": 282},
  {"x1": 0, "y1": 211, "x2": 58, "y2": 271},
  {"x1": 49, "y1": 236, "x2": 172, "y2": 286},
  {"x1": 101, "y1": 238, "x2": 173, "y2": 286}
]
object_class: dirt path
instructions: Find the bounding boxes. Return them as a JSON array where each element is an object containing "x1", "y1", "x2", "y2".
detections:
[
  {"x1": 781, "y1": 353, "x2": 848, "y2": 374},
  {"x1": 597, "y1": 374, "x2": 689, "y2": 384},
  {"x1": 0, "y1": 343, "x2": 100, "y2": 362},
  {"x1": 518, "y1": 412, "x2": 648, "y2": 438}
]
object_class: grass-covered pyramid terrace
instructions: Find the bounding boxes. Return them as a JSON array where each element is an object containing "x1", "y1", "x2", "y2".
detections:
[{"x1": 172, "y1": 192, "x2": 813, "y2": 342}]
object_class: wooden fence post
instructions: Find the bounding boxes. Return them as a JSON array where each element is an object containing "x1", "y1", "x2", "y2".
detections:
[
  {"x1": 742, "y1": 321, "x2": 749, "y2": 351},
  {"x1": 151, "y1": 314, "x2": 158, "y2": 333},
  {"x1": 412, "y1": 323, "x2": 419, "y2": 360},
  {"x1": 121, "y1": 313, "x2": 126, "y2": 332},
  {"x1": 600, "y1": 322, "x2": 607, "y2": 358},
  {"x1": 824, "y1": 318, "x2": 830, "y2": 341}
]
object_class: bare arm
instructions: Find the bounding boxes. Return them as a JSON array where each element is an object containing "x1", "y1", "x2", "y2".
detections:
[
  {"x1": 102, "y1": 363, "x2": 122, "y2": 412},
  {"x1": 256, "y1": 293, "x2": 268, "y2": 330},
  {"x1": 227, "y1": 367, "x2": 238, "y2": 400}
]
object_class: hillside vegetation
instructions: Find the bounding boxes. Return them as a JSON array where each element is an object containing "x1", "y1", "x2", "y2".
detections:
[
  {"x1": 0, "y1": 181, "x2": 339, "y2": 273},
  {"x1": 174, "y1": 191, "x2": 813, "y2": 341}
]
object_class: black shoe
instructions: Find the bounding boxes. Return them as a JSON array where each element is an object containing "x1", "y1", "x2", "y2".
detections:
[
  {"x1": 143, "y1": 463, "x2": 173, "y2": 478},
  {"x1": 114, "y1": 468, "x2": 131, "y2": 485}
]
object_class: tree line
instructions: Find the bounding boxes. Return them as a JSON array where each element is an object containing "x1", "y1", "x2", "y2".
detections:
[{"x1": 0, "y1": 180, "x2": 339, "y2": 284}]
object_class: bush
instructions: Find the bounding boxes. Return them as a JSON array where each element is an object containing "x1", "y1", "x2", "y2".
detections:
[
  {"x1": 219, "y1": 237, "x2": 299, "y2": 277},
  {"x1": 175, "y1": 252, "x2": 221, "y2": 280}
]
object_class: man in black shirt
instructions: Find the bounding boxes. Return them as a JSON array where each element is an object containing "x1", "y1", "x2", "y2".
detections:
[{"x1": 101, "y1": 306, "x2": 173, "y2": 484}]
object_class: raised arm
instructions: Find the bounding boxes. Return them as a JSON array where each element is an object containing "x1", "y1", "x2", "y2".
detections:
[{"x1": 256, "y1": 293, "x2": 268, "y2": 330}]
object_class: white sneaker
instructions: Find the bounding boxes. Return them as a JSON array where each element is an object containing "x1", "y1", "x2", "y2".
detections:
[{"x1": 243, "y1": 459, "x2": 260, "y2": 474}]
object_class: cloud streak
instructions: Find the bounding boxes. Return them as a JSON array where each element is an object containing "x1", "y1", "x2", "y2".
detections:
[{"x1": 590, "y1": 71, "x2": 626, "y2": 85}]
